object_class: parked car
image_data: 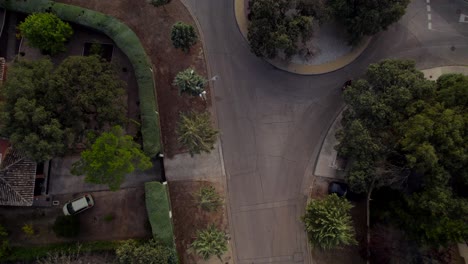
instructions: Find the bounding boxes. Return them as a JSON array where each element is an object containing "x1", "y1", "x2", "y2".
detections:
[
  {"x1": 63, "y1": 194, "x2": 94, "y2": 215},
  {"x1": 342, "y1": 79, "x2": 352, "y2": 91},
  {"x1": 328, "y1": 181, "x2": 348, "y2": 197}
]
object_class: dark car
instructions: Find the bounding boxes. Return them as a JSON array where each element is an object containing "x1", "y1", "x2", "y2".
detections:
[
  {"x1": 328, "y1": 181, "x2": 348, "y2": 197},
  {"x1": 342, "y1": 80, "x2": 352, "y2": 91}
]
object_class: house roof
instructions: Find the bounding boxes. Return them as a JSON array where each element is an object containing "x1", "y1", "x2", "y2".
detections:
[{"x1": 0, "y1": 139, "x2": 36, "y2": 206}]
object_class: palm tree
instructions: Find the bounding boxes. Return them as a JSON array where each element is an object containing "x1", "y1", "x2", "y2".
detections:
[
  {"x1": 191, "y1": 224, "x2": 227, "y2": 260},
  {"x1": 177, "y1": 111, "x2": 218, "y2": 156},
  {"x1": 302, "y1": 194, "x2": 357, "y2": 250},
  {"x1": 195, "y1": 186, "x2": 223, "y2": 212},
  {"x1": 173, "y1": 68, "x2": 206, "y2": 96}
]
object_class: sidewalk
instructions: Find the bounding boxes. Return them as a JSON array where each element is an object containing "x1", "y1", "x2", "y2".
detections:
[{"x1": 420, "y1": 65, "x2": 468, "y2": 79}]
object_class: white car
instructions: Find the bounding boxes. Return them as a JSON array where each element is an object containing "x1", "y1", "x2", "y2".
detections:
[{"x1": 63, "y1": 194, "x2": 94, "y2": 215}]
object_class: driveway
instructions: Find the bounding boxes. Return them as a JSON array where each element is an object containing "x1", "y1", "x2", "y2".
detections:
[
  {"x1": 0, "y1": 187, "x2": 151, "y2": 246},
  {"x1": 48, "y1": 155, "x2": 162, "y2": 195},
  {"x1": 180, "y1": 0, "x2": 468, "y2": 263}
]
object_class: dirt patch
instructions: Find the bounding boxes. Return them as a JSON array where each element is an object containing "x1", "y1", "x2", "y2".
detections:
[
  {"x1": 168, "y1": 181, "x2": 229, "y2": 264},
  {"x1": 56, "y1": 0, "x2": 211, "y2": 157},
  {"x1": 0, "y1": 187, "x2": 151, "y2": 246}
]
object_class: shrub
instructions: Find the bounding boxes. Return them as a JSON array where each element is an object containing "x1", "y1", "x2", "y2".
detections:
[
  {"x1": 22, "y1": 224, "x2": 35, "y2": 237},
  {"x1": 116, "y1": 239, "x2": 178, "y2": 264},
  {"x1": 53, "y1": 216, "x2": 80, "y2": 238},
  {"x1": 148, "y1": 0, "x2": 171, "y2": 7},
  {"x1": 177, "y1": 112, "x2": 218, "y2": 156},
  {"x1": 0, "y1": 224, "x2": 10, "y2": 259},
  {"x1": 103, "y1": 214, "x2": 115, "y2": 222},
  {"x1": 191, "y1": 224, "x2": 227, "y2": 260},
  {"x1": 173, "y1": 68, "x2": 206, "y2": 96},
  {"x1": 302, "y1": 194, "x2": 356, "y2": 250},
  {"x1": 171, "y1": 22, "x2": 198, "y2": 53},
  {"x1": 195, "y1": 186, "x2": 223, "y2": 212},
  {"x1": 145, "y1": 182, "x2": 174, "y2": 246},
  {"x1": 18, "y1": 12, "x2": 73, "y2": 55}
]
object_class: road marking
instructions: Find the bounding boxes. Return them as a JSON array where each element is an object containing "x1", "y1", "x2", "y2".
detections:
[
  {"x1": 428, "y1": 13, "x2": 432, "y2": 21},
  {"x1": 427, "y1": 5, "x2": 431, "y2": 12},
  {"x1": 428, "y1": 22, "x2": 432, "y2": 30},
  {"x1": 426, "y1": 0, "x2": 430, "y2": 3},
  {"x1": 426, "y1": 0, "x2": 432, "y2": 30}
]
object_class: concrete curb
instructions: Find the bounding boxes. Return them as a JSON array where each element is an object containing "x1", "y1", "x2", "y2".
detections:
[{"x1": 234, "y1": 0, "x2": 372, "y2": 75}]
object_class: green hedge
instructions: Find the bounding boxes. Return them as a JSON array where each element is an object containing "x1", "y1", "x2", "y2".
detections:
[
  {"x1": 0, "y1": 0, "x2": 162, "y2": 157},
  {"x1": 2, "y1": 240, "x2": 123, "y2": 262},
  {"x1": 145, "y1": 181, "x2": 175, "y2": 247}
]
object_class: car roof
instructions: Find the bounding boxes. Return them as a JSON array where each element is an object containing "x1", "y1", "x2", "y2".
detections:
[{"x1": 71, "y1": 197, "x2": 88, "y2": 211}]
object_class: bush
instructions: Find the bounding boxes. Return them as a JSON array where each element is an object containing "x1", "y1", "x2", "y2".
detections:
[
  {"x1": 0, "y1": 225, "x2": 10, "y2": 259},
  {"x1": 103, "y1": 214, "x2": 115, "y2": 222},
  {"x1": 22, "y1": 224, "x2": 35, "y2": 237},
  {"x1": 1, "y1": 0, "x2": 162, "y2": 157},
  {"x1": 173, "y1": 68, "x2": 206, "y2": 96},
  {"x1": 191, "y1": 224, "x2": 227, "y2": 260},
  {"x1": 148, "y1": 0, "x2": 171, "y2": 7},
  {"x1": 171, "y1": 22, "x2": 198, "y2": 53},
  {"x1": 145, "y1": 182, "x2": 174, "y2": 246},
  {"x1": 177, "y1": 112, "x2": 218, "y2": 156},
  {"x1": 18, "y1": 12, "x2": 73, "y2": 55},
  {"x1": 302, "y1": 194, "x2": 356, "y2": 249},
  {"x1": 195, "y1": 186, "x2": 223, "y2": 212},
  {"x1": 116, "y1": 239, "x2": 177, "y2": 264},
  {"x1": 53, "y1": 216, "x2": 80, "y2": 238}
]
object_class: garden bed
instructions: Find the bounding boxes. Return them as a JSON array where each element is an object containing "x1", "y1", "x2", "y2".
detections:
[
  {"x1": 168, "y1": 181, "x2": 229, "y2": 264},
  {"x1": 56, "y1": 0, "x2": 210, "y2": 157}
]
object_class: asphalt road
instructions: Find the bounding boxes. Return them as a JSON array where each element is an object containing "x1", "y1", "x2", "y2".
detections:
[{"x1": 182, "y1": 0, "x2": 468, "y2": 263}]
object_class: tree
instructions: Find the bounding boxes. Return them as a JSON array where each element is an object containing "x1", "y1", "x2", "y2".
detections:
[
  {"x1": 302, "y1": 194, "x2": 356, "y2": 250},
  {"x1": 171, "y1": 22, "x2": 198, "y2": 53},
  {"x1": 18, "y1": 13, "x2": 73, "y2": 55},
  {"x1": 191, "y1": 224, "x2": 227, "y2": 260},
  {"x1": 0, "y1": 57, "x2": 126, "y2": 161},
  {"x1": 71, "y1": 126, "x2": 152, "y2": 191},
  {"x1": 328, "y1": 0, "x2": 410, "y2": 44},
  {"x1": 195, "y1": 186, "x2": 223, "y2": 212},
  {"x1": 337, "y1": 59, "x2": 468, "y2": 247},
  {"x1": 148, "y1": 0, "x2": 171, "y2": 7},
  {"x1": 0, "y1": 59, "x2": 66, "y2": 161},
  {"x1": 116, "y1": 239, "x2": 178, "y2": 264},
  {"x1": 53, "y1": 216, "x2": 80, "y2": 238},
  {"x1": 177, "y1": 112, "x2": 218, "y2": 156},
  {"x1": 247, "y1": 0, "x2": 314, "y2": 59},
  {"x1": 173, "y1": 68, "x2": 206, "y2": 96},
  {"x1": 0, "y1": 224, "x2": 9, "y2": 259}
]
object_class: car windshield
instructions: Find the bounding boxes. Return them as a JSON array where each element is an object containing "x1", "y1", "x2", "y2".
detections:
[{"x1": 66, "y1": 203, "x2": 75, "y2": 214}]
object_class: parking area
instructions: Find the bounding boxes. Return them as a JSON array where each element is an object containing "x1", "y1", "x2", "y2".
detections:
[{"x1": 0, "y1": 187, "x2": 151, "y2": 246}]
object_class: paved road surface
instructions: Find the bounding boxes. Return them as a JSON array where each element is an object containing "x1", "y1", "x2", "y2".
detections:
[{"x1": 182, "y1": 0, "x2": 468, "y2": 263}]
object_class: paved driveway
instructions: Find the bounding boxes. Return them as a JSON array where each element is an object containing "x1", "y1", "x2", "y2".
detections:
[
  {"x1": 181, "y1": 0, "x2": 468, "y2": 263},
  {"x1": 48, "y1": 155, "x2": 162, "y2": 195}
]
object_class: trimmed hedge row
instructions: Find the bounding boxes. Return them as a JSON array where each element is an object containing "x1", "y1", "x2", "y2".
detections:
[
  {"x1": 144, "y1": 181, "x2": 175, "y2": 247},
  {"x1": 0, "y1": 0, "x2": 162, "y2": 157}
]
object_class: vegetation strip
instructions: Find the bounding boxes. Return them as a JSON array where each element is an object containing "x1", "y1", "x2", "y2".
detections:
[
  {"x1": 0, "y1": 0, "x2": 162, "y2": 157},
  {"x1": 145, "y1": 181, "x2": 175, "y2": 247}
]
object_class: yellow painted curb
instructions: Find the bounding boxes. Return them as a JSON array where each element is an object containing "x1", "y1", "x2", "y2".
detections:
[{"x1": 234, "y1": 0, "x2": 372, "y2": 75}]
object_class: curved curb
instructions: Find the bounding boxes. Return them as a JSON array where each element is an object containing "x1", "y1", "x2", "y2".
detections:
[{"x1": 234, "y1": 0, "x2": 371, "y2": 75}]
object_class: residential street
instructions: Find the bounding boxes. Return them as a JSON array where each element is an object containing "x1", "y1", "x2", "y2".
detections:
[{"x1": 180, "y1": 0, "x2": 468, "y2": 263}]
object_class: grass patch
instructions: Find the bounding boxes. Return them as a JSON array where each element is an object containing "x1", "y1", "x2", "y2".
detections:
[{"x1": 145, "y1": 182, "x2": 174, "y2": 247}]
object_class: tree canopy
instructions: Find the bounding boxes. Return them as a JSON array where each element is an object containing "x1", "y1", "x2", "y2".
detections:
[
  {"x1": 247, "y1": 0, "x2": 313, "y2": 59},
  {"x1": 302, "y1": 194, "x2": 356, "y2": 249},
  {"x1": 0, "y1": 56, "x2": 126, "y2": 161},
  {"x1": 337, "y1": 59, "x2": 468, "y2": 246},
  {"x1": 328, "y1": 0, "x2": 410, "y2": 44},
  {"x1": 71, "y1": 126, "x2": 152, "y2": 191},
  {"x1": 191, "y1": 224, "x2": 227, "y2": 260},
  {"x1": 18, "y1": 13, "x2": 73, "y2": 55},
  {"x1": 173, "y1": 68, "x2": 206, "y2": 96}
]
